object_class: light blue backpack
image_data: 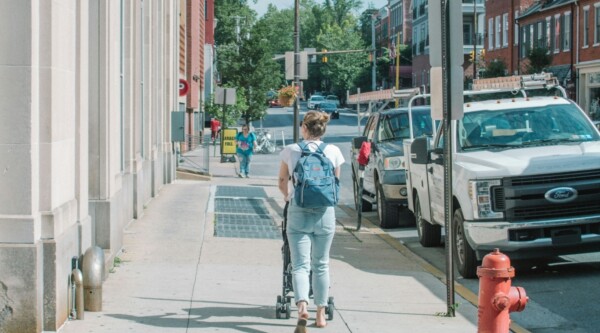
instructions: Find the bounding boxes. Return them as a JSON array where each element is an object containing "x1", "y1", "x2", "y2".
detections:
[{"x1": 292, "y1": 142, "x2": 339, "y2": 208}]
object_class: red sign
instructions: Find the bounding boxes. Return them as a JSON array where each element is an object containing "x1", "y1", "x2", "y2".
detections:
[{"x1": 179, "y1": 79, "x2": 189, "y2": 96}]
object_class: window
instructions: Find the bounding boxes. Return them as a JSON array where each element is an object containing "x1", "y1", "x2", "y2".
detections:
[
  {"x1": 537, "y1": 21, "x2": 543, "y2": 47},
  {"x1": 503, "y1": 13, "x2": 509, "y2": 46},
  {"x1": 530, "y1": 24, "x2": 534, "y2": 49},
  {"x1": 583, "y1": 6, "x2": 589, "y2": 47},
  {"x1": 521, "y1": 26, "x2": 527, "y2": 57},
  {"x1": 563, "y1": 12, "x2": 571, "y2": 50},
  {"x1": 595, "y1": 4, "x2": 600, "y2": 45},
  {"x1": 514, "y1": 10, "x2": 519, "y2": 45},
  {"x1": 546, "y1": 16, "x2": 551, "y2": 50},
  {"x1": 488, "y1": 18, "x2": 494, "y2": 49},
  {"x1": 554, "y1": 14, "x2": 561, "y2": 52},
  {"x1": 496, "y1": 16, "x2": 501, "y2": 48}
]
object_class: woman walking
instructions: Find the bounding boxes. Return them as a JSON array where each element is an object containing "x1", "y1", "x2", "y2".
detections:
[
  {"x1": 235, "y1": 124, "x2": 257, "y2": 178},
  {"x1": 278, "y1": 111, "x2": 345, "y2": 332}
]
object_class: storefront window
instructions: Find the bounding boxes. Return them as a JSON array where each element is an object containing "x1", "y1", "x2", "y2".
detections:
[
  {"x1": 590, "y1": 88, "x2": 600, "y2": 121},
  {"x1": 589, "y1": 72, "x2": 600, "y2": 84}
]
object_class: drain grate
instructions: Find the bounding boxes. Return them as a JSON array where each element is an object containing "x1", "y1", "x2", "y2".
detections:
[
  {"x1": 215, "y1": 186, "x2": 267, "y2": 198},
  {"x1": 215, "y1": 198, "x2": 270, "y2": 215},
  {"x1": 215, "y1": 215, "x2": 280, "y2": 239},
  {"x1": 214, "y1": 186, "x2": 280, "y2": 239}
]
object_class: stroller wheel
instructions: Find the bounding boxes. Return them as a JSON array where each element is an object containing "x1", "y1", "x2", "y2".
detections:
[
  {"x1": 326, "y1": 296, "x2": 335, "y2": 320},
  {"x1": 275, "y1": 301, "x2": 283, "y2": 319},
  {"x1": 285, "y1": 302, "x2": 291, "y2": 319}
]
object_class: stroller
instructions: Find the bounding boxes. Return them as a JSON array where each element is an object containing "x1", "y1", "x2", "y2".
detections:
[{"x1": 275, "y1": 202, "x2": 335, "y2": 320}]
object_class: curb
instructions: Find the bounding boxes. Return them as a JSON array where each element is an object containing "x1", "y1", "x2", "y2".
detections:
[{"x1": 337, "y1": 205, "x2": 532, "y2": 333}]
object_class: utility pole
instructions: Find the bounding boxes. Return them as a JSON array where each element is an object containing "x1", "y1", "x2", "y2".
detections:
[
  {"x1": 371, "y1": 14, "x2": 377, "y2": 91},
  {"x1": 293, "y1": 0, "x2": 300, "y2": 143},
  {"x1": 232, "y1": 15, "x2": 242, "y2": 54},
  {"x1": 472, "y1": 2, "x2": 477, "y2": 80}
]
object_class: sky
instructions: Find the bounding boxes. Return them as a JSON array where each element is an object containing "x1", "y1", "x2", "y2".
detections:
[{"x1": 248, "y1": 0, "x2": 388, "y2": 18}]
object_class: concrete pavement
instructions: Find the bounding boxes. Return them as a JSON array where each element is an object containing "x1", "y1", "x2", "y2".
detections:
[{"x1": 57, "y1": 144, "x2": 479, "y2": 333}]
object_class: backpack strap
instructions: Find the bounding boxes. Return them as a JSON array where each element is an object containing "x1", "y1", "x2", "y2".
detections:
[{"x1": 317, "y1": 142, "x2": 328, "y2": 155}]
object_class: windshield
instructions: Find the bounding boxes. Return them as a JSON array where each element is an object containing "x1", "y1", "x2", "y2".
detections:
[
  {"x1": 378, "y1": 110, "x2": 434, "y2": 142},
  {"x1": 458, "y1": 103, "x2": 600, "y2": 150},
  {"x1": 311, "y1": 96, "x2": 325, "y2": 101},
  {"x1": 320, "y1": 102, "x2": 336, "y2": 108}
]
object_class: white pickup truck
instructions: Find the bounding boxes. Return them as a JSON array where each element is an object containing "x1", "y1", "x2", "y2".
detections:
[{"x1": 404, "y1": 76, "x2": 600, "y2": 278}]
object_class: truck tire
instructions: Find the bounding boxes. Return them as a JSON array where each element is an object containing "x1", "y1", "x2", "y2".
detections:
[
  {"x1": 453, "y1": 208, "x2": 478, "y2": 278},
  {"x1": 352, "y1": 172, "x2": 372, "y2": 212},
  {"x1": 415, "y1": 195, "x2": 441, "y2": 247},
  {"x1": 376, "y1": 181, "x2": 400, "y2": 228}
]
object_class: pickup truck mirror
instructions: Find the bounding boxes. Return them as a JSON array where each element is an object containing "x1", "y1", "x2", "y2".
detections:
[
  {"x1": 352, "y1": 136, "x2": 367, "y2": 149},
  {"x1": 410, "y1": 137, "x2": 429, "y2": 164}
]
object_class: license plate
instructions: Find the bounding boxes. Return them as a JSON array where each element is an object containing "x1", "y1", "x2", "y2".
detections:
[{"x1": 551, "y1": 227, "x2": 582, "y2": 245}]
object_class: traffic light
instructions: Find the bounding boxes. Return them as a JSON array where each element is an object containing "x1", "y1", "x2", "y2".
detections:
[
  {"x1": 322, "y1": 49, "x2": 328, "y2": 63},
  {"x1": 479, "y1": 49, "x2": 485, "y2": 58},
  {"x1": 469, "y1": 50, "x2": 475, "y2": 62}
]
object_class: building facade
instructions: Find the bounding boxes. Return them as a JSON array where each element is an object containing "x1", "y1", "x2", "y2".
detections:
[
  {"x1": 576, "y1": 0, "x2": 600, "y2": 121},
  {"x1": 389, "y1": 0, "x2": 413, "y2": 88},
  {"x1": 0, "y1": 1, "x2": 187, "y2": 332}
]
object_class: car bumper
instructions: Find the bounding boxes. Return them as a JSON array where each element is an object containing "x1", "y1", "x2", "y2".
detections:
[
  {"x1": 382, "y1": 184, "x2": 408, "y2": 200},
  {"x1": 464, "y1": 214, "x2": 600, "y2": 260}
]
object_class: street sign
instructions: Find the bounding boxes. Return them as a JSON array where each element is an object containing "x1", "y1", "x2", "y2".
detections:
[
  {"x1": 285, "y1": 51, "x2": 308, "y2": 80},
  {"x1": 214, "y1": 87, "x2": 236, "y2": 105}
]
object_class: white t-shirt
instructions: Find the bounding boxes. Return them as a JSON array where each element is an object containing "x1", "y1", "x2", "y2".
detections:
[{"x1": 279, "y1": 140, "x2": 345, "y2": 202}]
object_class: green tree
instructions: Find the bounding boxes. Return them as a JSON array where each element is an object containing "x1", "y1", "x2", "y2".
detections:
[
  {"x1": 481, "y1": 59, "x2": 507, "y2": 78},
  {"x1": 525, "y1": 46, "x2": 553, "y2": 74},
  {"x1": 317, "y1": 24, "x2": 368, "y2": 97}
]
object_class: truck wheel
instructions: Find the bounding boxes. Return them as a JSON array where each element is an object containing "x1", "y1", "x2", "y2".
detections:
[
  {"x1": 415, "y1": 195, "x2": 441, "y2": 247},
  {"x1": 453, "y1": 208, "x2": 478, "y2": 278},
  {"x1": 352, "y1": 172, "x2": 372, "y2": 212},
  {"x1": 376, "y1": 182, "x2": 400, "y2": 228}
]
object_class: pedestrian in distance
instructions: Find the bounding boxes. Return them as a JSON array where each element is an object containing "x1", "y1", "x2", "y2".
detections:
[
  {"x1": 277, "y1": 111, "x2": 345, "y2": 332},
  {"x1": 235, "y1": 124, "x2": 257, "y2": 178},
  {"x1": 210, "y1": 117, "x2": 221, "y2": 143}
]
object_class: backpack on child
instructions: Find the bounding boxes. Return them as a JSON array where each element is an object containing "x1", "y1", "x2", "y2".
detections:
[{"x1": 292, "y1": 142, "x2": 340, "y2": 208}]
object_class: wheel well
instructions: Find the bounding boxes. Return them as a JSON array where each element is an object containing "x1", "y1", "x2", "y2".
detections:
[{"x1": 452, "y1": 196, "x2": 461, "y2": 213}]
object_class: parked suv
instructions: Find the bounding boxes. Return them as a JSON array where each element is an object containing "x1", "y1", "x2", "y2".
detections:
[{"x1": 351, "y1": 106, "x2": 433, "y2": 228}]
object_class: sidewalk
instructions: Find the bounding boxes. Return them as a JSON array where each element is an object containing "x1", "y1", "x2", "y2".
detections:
[{"x1": 58, "y1": 147, "x2": 478, "y2": 333}]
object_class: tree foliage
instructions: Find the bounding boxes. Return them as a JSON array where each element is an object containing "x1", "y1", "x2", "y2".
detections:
[
  {"x1": 481, "y1": 59, "x2": 508, "y2": 78},
  {"x1": 526, "y1": 47, "x2": 553, "y2": 74},
  {"x1": 214, "y1": 0, "x2": 383, "y2": 117}
]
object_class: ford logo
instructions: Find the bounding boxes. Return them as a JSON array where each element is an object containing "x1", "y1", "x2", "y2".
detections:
[{"x1": 544, "y1": 187, "x2": 578, "y2": 203}]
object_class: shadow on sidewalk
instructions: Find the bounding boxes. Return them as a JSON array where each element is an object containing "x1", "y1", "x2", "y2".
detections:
[{"x1": 106, "y1": 299, "x2": 294, "y2": 332}]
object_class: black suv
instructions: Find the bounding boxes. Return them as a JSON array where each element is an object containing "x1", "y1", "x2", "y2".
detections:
[{"x1": 351, "y1": 106, "x2": 433, "y2": 228}]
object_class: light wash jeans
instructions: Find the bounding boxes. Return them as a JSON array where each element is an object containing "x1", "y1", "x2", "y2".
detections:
[
  {"x1": 237, "y1": 152, "x2": 252, "y2": 176},
  {"x1": 286, "y1": 201, "x2": 335, "y2": 306}
]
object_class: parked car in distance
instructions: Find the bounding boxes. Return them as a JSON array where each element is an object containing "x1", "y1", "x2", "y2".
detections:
[
  {"x1": 269, "y1": 99, "x2": 282, "y2": 108},
  {"x1": 317, "y1": 102, "x2": 339, "y2": 119},
  {"x1": 307, "y1": 95, "x2": 325, "y2": 109},
  {"x1": 326, "y1": 95, "x2": 340, "y2": 107}
]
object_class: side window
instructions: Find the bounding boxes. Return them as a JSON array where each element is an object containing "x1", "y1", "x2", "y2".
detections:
[
  {"x1": 365, "y1": 116, "x2": 378, "y2": 141},
  {"x1": 435, "y1": 126, "x2": 444, "y2": 150}
]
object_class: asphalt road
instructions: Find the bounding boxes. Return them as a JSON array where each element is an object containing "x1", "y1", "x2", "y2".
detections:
[{"x1": 251, "y1": 104, "x2": 600, "y2": 333}]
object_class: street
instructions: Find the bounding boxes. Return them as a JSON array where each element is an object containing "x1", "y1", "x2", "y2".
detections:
[{"x1": 250, "y1": 104, "x2": 600, "y2": 333}]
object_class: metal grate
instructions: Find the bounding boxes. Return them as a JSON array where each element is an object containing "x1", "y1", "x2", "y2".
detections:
[
  {"x1": 213, "y1": 186, "x2": 279, "y2": 239},
  {"x1": 215, "y1": 186, "x2": 268, "y2": 198}
]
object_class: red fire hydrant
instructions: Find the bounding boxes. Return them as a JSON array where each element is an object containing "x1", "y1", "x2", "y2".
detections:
[{"x1": 477, "y1": 248, "x2": 528, "y2": 333}]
